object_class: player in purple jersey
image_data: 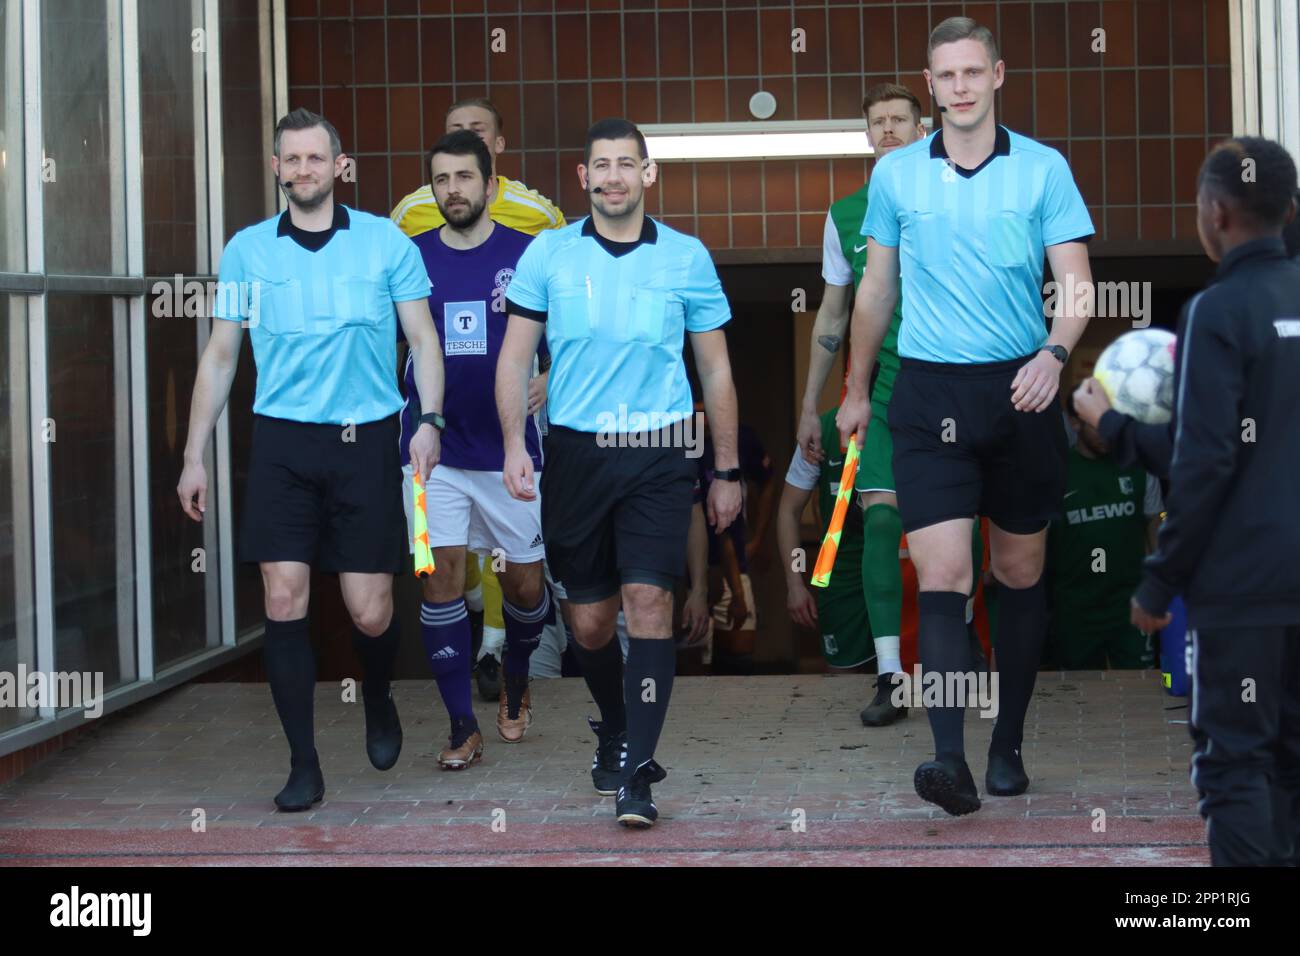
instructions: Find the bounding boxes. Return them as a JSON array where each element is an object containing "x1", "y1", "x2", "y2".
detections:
[{"x1": 398, "y1": 130, "x2": 550, "y2": 767}]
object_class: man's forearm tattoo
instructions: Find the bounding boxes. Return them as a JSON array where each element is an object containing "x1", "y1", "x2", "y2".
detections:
[{"x1": 817, "y1": 334, "x2": 842, "y2": 354}]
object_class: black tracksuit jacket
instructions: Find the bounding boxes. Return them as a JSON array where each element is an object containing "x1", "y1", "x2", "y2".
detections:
[{"x1": 1099, "y1": 237, "x2": 1300, "y2": 629}]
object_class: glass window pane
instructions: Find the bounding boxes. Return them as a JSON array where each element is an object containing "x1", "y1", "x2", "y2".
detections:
[
  {"x1": 148, "y1": 310, "x2": 212, "y2": 666},
  {"x1": 47, "y1": 295, "x2": 135, "y2": 691},
  {"x1": 0, "y1": 295, "x2": 36, "y2": 732},
  {"x1": 140, "y1": 0, "x2": 202, "y2": 275},
  {"x1": 41, "y1": 0, "x2": 127, "y2": 275},
  {"x1": 220, "y1": 0, "x2": 272, "y2": 635},
  {"x1": 221, "y1": 0, "x2": 272, "y2": 240},
  {"x1": 0, "y1": 3, "x2": 26, "y2": 273}
]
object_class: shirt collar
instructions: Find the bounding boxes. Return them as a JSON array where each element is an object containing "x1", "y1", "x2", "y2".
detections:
[
  {"x1": 581, "y1": 215, "x2": 658, "y2": 246},
  {"x1": 1214, "y1": 235, "x2": 1289, "y2": 277},
  {"x1": 277, "y1": 203, "x2": 351, "y2": 237},
  {"x1": 929, "y1": 125, "x2": 1011, "y2": 178}
]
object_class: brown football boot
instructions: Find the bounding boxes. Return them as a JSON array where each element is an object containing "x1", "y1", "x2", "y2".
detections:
[
  {"x1": 438, "y1": 726, "x2": 484, "y2": 770},
  {"x1": 497, "y1": 683, "x2": 533, "y2": 743}
]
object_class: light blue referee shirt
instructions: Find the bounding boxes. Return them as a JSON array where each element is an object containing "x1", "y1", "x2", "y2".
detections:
[
  {"x1": 862, "y1": 126, "x2": 1094, "y2": 364},
  {"x1": 505, "y1": 216, "x2": 731, "y2": 433},
  {"x1": 214, "y1": 205, "x2": 430, "y2": 425}
]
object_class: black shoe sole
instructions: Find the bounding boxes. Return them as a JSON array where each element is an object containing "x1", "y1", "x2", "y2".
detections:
[
  {"x1": 274, "y1": 786, "x2": 325, "y2": 812},
  {"x1": 914, "y1": 763, "x2": 981, "y2": 817},
  {"x1": 860, "y1": 705, "x2": 908, "y2": 727},
  {"x1": 438, "y1": 754, "x2": 483, "y2": 771},
  {"x1": 985, "y1": 760, "x2": 1030, "y2": 796},
  {"x1": 985, "y1": 777, "x2": 1029, "y2": 797}
]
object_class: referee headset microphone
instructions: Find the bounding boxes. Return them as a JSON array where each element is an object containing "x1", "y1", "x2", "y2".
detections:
[{"x1": 929, "y1": 83, "x2": 948, "y2": 113}]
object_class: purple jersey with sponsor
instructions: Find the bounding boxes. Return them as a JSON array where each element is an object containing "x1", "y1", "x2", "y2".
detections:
[{"x1": 400, "y1": 223, "x2": 542, "y2": 471}]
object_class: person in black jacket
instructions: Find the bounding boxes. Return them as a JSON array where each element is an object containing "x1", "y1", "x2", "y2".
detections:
[
  {"x1": 1075, "y1": 187, "x2": 1300, "y2": 477},
  {"x1": 1285, "y1": 186, "x2": 1300, "y2": 259},
  {"x1": 1075, "y1": 137, "x2": 1300, "y2": 867}
]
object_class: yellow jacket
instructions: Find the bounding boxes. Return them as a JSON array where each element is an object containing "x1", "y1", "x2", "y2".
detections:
[{"x1": 390, "y1": 175, "x2": 566, "y2": 238}]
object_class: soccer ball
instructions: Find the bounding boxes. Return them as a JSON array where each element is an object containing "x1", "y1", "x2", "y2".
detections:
[{"x1": 1093, "y1": 329, "x2": 1177, "y2": 424}]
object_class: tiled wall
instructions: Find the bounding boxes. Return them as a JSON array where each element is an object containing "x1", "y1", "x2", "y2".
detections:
[{"x1": 284, "y1": 0, "x2": 1232, "y2": 249}]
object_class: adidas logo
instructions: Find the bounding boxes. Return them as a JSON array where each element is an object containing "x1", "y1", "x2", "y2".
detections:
[
  {"x1": 430, "y1": 646, "x2": 458, "y2": 661},
  {"x1": 530, "y1": 533, "x2": 543, "y2": 547}
]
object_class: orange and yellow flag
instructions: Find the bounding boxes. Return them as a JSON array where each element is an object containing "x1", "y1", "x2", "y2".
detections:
[
  {"x1": 413, "y1": 472, "x2": 435, "y2": 577},
  {"x1": 810, "y1": 434, "x2": 860, "y2": 588}
]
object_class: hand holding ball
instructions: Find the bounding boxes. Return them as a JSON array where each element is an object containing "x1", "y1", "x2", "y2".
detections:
[{"x1": 1092, "y1": 329, "x2": 1177, "y2": 425}]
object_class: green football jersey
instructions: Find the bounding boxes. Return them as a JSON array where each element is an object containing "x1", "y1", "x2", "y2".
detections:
[
  {"x1": 1048, "y1": 448, "x2": 1157, "y2": 638},
  {"x1": 828, "y1": 182, "x2": 902, "y2": 405}
]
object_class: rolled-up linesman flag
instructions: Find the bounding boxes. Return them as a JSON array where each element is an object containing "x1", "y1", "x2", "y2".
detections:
[
  {"x1": 810, "y1": 433, "x2": 860, "y2": 588},
  {"x1": 413, "y1": 473, "x2": 435, "y2": 577}
]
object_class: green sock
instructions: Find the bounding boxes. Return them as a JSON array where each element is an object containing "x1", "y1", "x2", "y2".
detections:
[{"x1": 862, "y1": 504, "x2": 904, "y2": 673}]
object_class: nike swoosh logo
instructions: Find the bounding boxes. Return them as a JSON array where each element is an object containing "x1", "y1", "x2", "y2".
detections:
[
  {"x1": 1064, "y1": 490, "x2": 1079, "y2": 498},
  {"x1": 853, "y1": 243, "x2": 868, "y2": 253}
]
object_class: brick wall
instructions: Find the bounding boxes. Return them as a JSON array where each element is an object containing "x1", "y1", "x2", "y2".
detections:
[{"x1": 281, "y1": 0, "x2": 1232, "y2": 248}]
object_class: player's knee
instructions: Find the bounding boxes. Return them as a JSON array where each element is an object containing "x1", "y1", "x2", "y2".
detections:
[
  {"x1": 264, "y1": 585, "x2": 307, "y2": 621},
  {"x1": 351, "y1": 602, "x2": 393, "y2": 637},
  {"x1": 917, "y1": 567, "x2": 972, "y2": 594},
  {"x1": 423, "y1": 564, "x2": 465, "y2": 600},
  {"x1": 424, "y1": 574, "x2": 464, "y2": 604},
  {"x1": 622, "y1": 585, "x2": 673, "y2": 634},
  {"x1": 570, "y1": 621, "x2": 614, "y2": 651},
  {"x1": 506, "y1": 576, "x2": 544, "y2": 609},
  {"x1": 990, "y1": 556, "x2": 1043, "y2": 590}
]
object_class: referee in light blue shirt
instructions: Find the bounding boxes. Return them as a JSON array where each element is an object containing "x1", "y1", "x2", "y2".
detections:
[
  {"x1": 496, "y1": 118, "x2": 742, "y2": 828},
  {"x1": 838, "y1": 18, "x2": 1096, "y2": 816},
  {"x1": 176, "y1": 109, "x2": 446, "y2": 812}
]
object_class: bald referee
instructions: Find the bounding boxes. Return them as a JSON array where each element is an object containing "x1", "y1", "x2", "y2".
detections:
[
  {"x1": 497, "y1": 118, "x2": 741, "y2": 827},
  {"x1": 178, "y1": 109, "x2": 445, "y2": 812},
  {"x1": 838, "y1": 19, "x2": 1095, "y2": 815}
]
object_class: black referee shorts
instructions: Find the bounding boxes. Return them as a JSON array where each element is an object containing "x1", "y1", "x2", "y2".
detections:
[
  {"x1": 540, "y1": 425, "x2": 697, "y2": 604},
  {"x1": 239, "y1": 414, "x2": 406, "y2": 574},
  {"x1": 889, "y1": 355, "x2": 1068, "y2": 535}
]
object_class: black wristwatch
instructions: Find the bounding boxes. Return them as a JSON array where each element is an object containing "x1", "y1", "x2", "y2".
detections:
[
  {"x1": 418, "y1": 411, "x2": 446, "y2": 431},
  {"x1": 713, "y1": 467, "x2": 742, "y2": 482},
  {"x1": 1040, "y1": 344, "x2": 1068, "y2": 365}
]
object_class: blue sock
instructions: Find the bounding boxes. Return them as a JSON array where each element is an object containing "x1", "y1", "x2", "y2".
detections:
[
  {"x1": 502, "y1": 588, "x2": 550, "y2": 717},
  {"x1": 421, "y1": 599, "x2": 475, "y2": 727}
]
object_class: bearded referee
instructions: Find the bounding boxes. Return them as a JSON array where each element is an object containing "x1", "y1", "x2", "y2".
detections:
[
  {"x1": 497, "y1": 118, "x2": 741, "y2": 827},
  {"x1": 838, "y1": 18, "x2": 1095, "y2": 815},
  {"x1": 178, "y1": 109, "x2": 444, "y2": 811}
]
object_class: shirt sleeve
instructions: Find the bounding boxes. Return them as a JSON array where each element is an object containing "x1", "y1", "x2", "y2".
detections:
[
  {"x1": 821, "y1": 211, "x2": 853, "y2": 286},
  {"x1": 1040, "y1": 150, "x2": 1096, "y2": 246},
  {"x1": 784, "y1": 443, "x2": 819, "y2": 491},
  {"x1": 385, "y1": 224, "x2": 433, "y2": 301},
  {"x1": 861, "y1": 156, "x2": 900, "y2": 247},
  {"x1": 684, "y1": 240, "x2": 731, "y2": 332},
  {"x1": 1136, "y1": 295, "x2": 1243, "y2": 616},
  {"x1": 1097, "y1": 411, "x2": 1174, "y2": 480},
  {"x1": 213, "y1": 236, "x2": 247, "y2": 322},
  {"x1": 504, "y1": 230, "x2": 550, "y2": 319},
  {"x1": 1143, "y1": 473, "x2": 1164, "y2": 516}
]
